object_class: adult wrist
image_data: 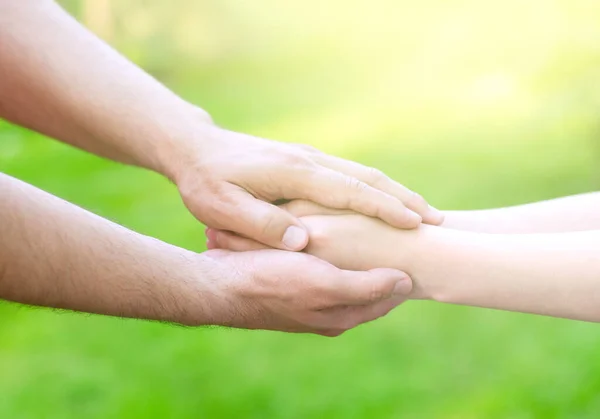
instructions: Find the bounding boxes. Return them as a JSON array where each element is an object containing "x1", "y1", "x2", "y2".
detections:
[
  {"x1": 142, "y1": 248, "x2": 222, "y2": 327},
  {"x1": 150, "y1": 102, "x2": 216, "y2": 184},
  {"x1": 171, "y1": 251, "x2": 244, "y2": 327}
]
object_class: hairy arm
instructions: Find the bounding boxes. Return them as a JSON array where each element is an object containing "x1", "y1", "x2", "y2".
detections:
[
  {"x1": 0, "y1": 172, "x2": 219, "y2": 325},
  {"x1": 0, "y1": 0, "x2": 206, "y2": 177},
  {"x1": 0, "y1": 0, "x2": 442, "y2": 251},
  {"x1": 442, "y1": 193, "x2": 600, "y2": 233},
  {"x1": 0, "y1": 176, "x2": 410, "y2": 334}
]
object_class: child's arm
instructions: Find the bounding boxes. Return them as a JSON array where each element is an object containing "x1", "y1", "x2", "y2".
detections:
[
  {"x1": 406, "y1": 226, "x2": 600, "y2": 321},
  {"x1": 306, "y1": 216, "x2": 600, "y2": 322},
  {"x1": 211, "y1": 201, "x2": 600, "y2": 322},
  {"x1": 443, "y1": 192, "x2": 600, "y2": 233}
]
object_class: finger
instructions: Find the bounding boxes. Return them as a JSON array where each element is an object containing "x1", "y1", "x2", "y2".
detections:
[
  {"x1": 210, "y1": 228, "x2": 270, "y2": 251},
  {"x1": 292, "y1": 143, "x2": 324, "y2": 154},
  {"x1": 313, "y1": 154, "x2": 444, "y2": 225},
  {"x1": 279, "y1": 200, "x2": 354, "y2": 217},
  {"x1": 351, "y1": 294, "x2": 407, "y2": 325},
  {"x1": 321, "y1": 268, "x2": 413, "y2": 307},
  {"x1": 211, "y1": 199, "x2": 350, "y2": 251},
  {"x1": 295, "y1": 167, "x2": 422, "y2": 229},
  {"x1": 313, "y1": 295, "x2": 406, "y2": 333},
  {"x1": 205, "y1": 186, "x2": 309, "y2": 251},
  {"x1": 206, "y1": 227, "x2": 219, "y2": 249}
]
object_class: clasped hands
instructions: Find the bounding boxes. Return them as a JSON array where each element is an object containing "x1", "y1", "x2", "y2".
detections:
[
  {"x1": 205, "y1": 200, "x2": 437, "y2": 335},
  {"x1": 169, "y1": 121, "x2": 444, "y2": 336}
]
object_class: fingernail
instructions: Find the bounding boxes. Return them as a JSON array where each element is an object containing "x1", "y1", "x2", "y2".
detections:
[
  {"x1": 392, "y1": 278, "x2": 412, "y2": 296},
  {"x1": 282, "y1": 226, "x2": 308, "y2": 250}
]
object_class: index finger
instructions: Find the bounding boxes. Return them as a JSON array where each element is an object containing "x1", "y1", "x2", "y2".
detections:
[
  {"x1": 295, "y1": 167, "x2": 422, "y2": 229},
  {"x1": 313, "y1": 154, "x2": 444, "y2": 225}
]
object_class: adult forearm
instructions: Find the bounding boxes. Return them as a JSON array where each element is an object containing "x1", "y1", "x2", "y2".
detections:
[
  {"x1": 0, "y1": 0, "x2": 205, "y2": 179},
  {"x1": 410, "y1": 226, "x2": 600, "y2": 322},
  {"x1": 442, "y1": 193, "x2": 600, "y2": 233},
  {"x1": 0, "y1": 173, "x2": 218, "y2": 325}
]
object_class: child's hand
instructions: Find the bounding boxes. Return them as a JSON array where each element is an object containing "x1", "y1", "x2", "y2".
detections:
[{"x1": 207, "y1": 200, "x2": 419, "y2": 272}]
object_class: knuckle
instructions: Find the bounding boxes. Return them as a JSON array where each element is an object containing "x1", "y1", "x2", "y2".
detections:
[
  {"x1": 406, "y1": 191, "x2": 428, "y2": 210},
  {"x1": 365, "y1": 167, "x2": 388, "y2": 187},
  {"x1": 344, "y1": 177, "x2": 368, "y2": 194},
  {"x1": 293, "y1": 143, "x2": 320, "y2": 154},
  {"x1": 281, "y1": 152, "x2": 312, "y2": 167},
  {"x1": 368, "y1": 288, "x2": 386, "y2": 303},
  {"x1": 367, "y1": 283, "x2": 390, "y2": 303},
  {"x1": 257, "y1": 211, "x2": 282, "y2": 241}
]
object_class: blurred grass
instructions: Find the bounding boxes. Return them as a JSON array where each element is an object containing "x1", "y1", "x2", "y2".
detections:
[{"x1": 1, "y1": 0, "x2": 600, "y2": 417}]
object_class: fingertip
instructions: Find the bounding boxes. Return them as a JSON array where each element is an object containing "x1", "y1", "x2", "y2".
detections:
[
  {"x1": 423, "y1": 205, "x2": 445, "y2": 225},
  {"x1": 207, "y1": 238, "x2": 218, "y2": 250},
  {"x1": 394, "y1": 208, "x2": 421, "y2": 229},
  {"x1": 206, "y1": 228, "x2": 217, "y2": 242},
  {"x1": 282, "y1": 225, "x2": 309, "y2": 251},
  {"x1": 392, "y1": 277, "x2": 413, "y2": 296},
  {"x1": 408, "y1": 209, "x2": 422, "y2": 225}
]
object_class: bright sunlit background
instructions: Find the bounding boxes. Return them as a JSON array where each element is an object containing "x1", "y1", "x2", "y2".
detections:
[{"x1": 2, "y1": 0, "x2": 600, "y2": 417}]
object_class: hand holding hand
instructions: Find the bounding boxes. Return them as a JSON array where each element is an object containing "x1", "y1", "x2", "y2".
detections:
[
  {"x1": 200, "y1": 248, "x2": 412, "y2": 336},
  {"x1": 166, "y1": 122, "x2": 443, "y2": 251},
  {"x1": 207, "y1": 200, "x2": 421, "y2": 272}
]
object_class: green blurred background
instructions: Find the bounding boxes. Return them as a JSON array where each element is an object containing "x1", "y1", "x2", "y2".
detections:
[{"x1": 2, "y1": 0, "x2": 600, "y2": 417}]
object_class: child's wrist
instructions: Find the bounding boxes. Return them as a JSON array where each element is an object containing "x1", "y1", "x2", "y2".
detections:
[{"x1": 403, "y1": 225, "x2": 460, "y2": 300}]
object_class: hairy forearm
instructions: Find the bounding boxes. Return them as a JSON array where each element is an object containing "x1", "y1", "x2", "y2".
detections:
[
  {"x1": 442, "y1": 193, "x2": 600, "y2": 233},
  {"x1": 0, "y1": 173, "x2": 220, "y2": 325},
  {"x1": 0, "y1": 0, "x2": 207, "y2": 179},
  {"x1": 406, "y1": 226, "x2": 600, "y2": 322}
]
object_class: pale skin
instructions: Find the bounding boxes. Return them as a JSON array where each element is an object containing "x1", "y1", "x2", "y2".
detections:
[
  {"x1": 0, "y1": 0, "x2": 441, "y2": 333},
  {"x1": 212, "y1": 193, "x2": 600, "y2": 323}
]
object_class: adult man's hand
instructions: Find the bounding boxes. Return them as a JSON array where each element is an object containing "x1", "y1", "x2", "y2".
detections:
[
  {"x1": 0, "y1": 1, "x2": 442, "y2": 253},
  {"x1": 0, "y1": 173, "x2": 411, "y2": 335},
  {"x1": 166, "y1": 122, "x2": 444, "y2": 252},
  {"x1": 201, "y1": 249, "x2": 412, "y2": 336}
]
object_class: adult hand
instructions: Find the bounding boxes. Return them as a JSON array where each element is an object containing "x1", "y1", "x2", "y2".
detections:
[
  {"x1": 168, "y1": 121, "x2": 444, "y2": 251},
  {"x1": 0, "y1": 1, "x2": 440, "y2": 252},
  {"x1": 200, "y1": 248, "x2": 412, "y2": 336}
]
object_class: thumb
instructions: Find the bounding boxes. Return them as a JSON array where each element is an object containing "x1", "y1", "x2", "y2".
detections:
[{"x1": 211, "y1": 189, "x2": 309, "y2": 251}]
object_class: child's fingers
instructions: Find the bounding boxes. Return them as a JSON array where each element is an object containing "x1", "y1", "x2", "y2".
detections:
[{"x1": 208, "y1": 228, "x2": 269, "y2": 252}]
